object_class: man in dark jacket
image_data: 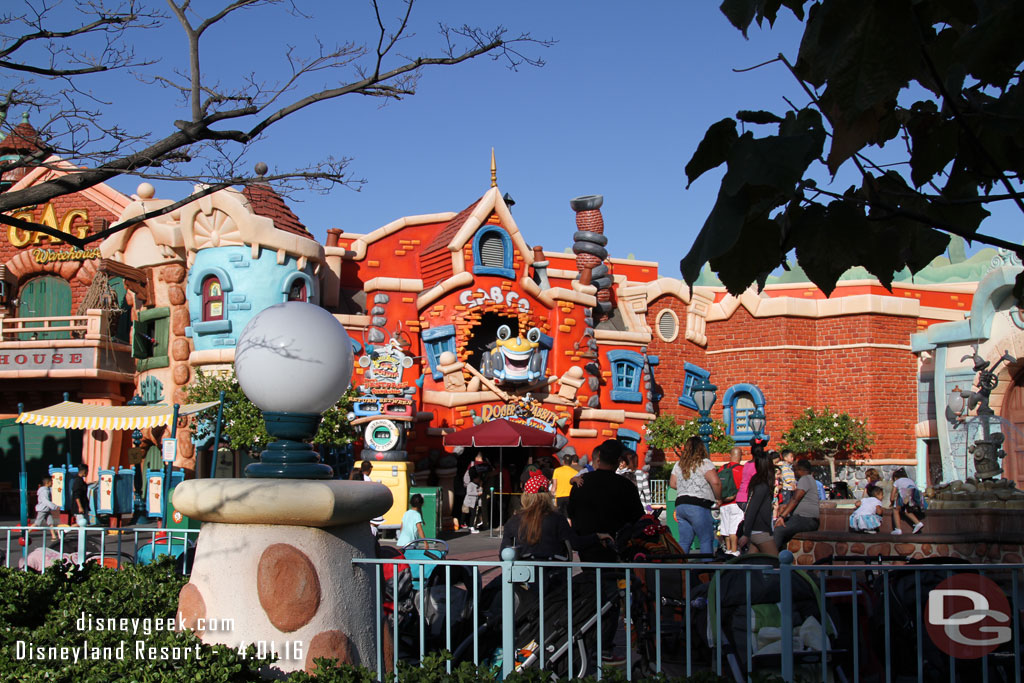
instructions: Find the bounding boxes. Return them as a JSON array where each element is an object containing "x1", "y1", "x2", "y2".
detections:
[
  {"x1": 567, "y1": 439, "x2": 644, "y2": 562},
  {"x1": 566, "y1": 439, "x2": 644, "y2": 666}
]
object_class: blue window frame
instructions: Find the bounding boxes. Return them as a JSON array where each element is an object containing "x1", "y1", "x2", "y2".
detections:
[
  {"x1": 281, "y1": 271, "x2": 318, "y2": 305},
  {"x1": 472, "y1": 227, "x2": 515, "y2": 279},
  {"x1": 678, "y1": 362, "x2": 711, "y2": 410},
  {"x1": 722, "y1": 383, "x2": 767, "y2": 446},
  {"x1": 422, "y1": 324, "x2": 457, "y2": 380},
  {"x1": 646, "y1": 355, "x2": 663, "y2": 403},
  {"x1": 617, "y1": 428, "x2": 641, "y2": 453},
  {"x1": 608, "y1": 349, "x2": 645, "y2": 403}
]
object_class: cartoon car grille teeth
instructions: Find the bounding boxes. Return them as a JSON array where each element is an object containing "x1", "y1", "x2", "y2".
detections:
[{"x1": 479, "y1": 325, "x2": 545, "y2": 383}]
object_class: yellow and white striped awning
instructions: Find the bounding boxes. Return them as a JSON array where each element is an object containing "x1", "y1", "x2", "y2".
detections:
[{"x1": 16, "y1": 401, "x2": 220, "y2": 431}]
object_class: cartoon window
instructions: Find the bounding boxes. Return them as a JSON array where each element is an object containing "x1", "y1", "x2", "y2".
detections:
[
  {"x1": 722, "y1": 383, "x2": 767, "y2": 445},
  {"x1": 287, "y1": 279, "x2": 307, "y2": 302},
  {"x1": 617, "y1": 428, "x2": 641, "y2": 453},
  {"x1": 281, "y1": 271, "x2": 316, "y2": 305},
  {"x1": 472, "y1": 228, "x2": 515, "y2": 279},
  {"x1": 202, "y1": 276, "x2": 224, "y2": 321},
  {"x1": 678, "y1": 362, "x2": 711, "y2": 411},
  {"x1": 422, "y1": 324, "x2": 457, "y2": 380},
  {"x1": 656, "y1": 309, "x2": 679, "y2": 342},
  {"x1": 608, "y1": 350, "x2": 645, "y2": 403},
  {"x1": 132, "y1": 307, "x2": 170, "y2": 371}
]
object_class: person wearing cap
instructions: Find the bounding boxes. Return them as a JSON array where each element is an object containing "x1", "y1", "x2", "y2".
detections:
[{"x1": 501, "y1": 472, "x2": 611, "y2": 560}]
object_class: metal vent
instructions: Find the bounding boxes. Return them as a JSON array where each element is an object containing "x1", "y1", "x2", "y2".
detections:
[
  {"x1": 657, "y1": 310, "x2": 677, "y2": 341},
  {"x1": 479, "y1": 232, "x2": 505, "y2": 268}
]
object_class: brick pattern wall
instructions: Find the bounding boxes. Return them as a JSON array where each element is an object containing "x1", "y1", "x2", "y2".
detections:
[
  {"x1": 647, "y1": 299, "x2": 918, "y2": 463},
  {"x1": 1, "y1": 196, "x2": 120, "y2": 313}
]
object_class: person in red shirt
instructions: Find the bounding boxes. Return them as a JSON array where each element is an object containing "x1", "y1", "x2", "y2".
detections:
[{"x1": 718, "y1": 447, "x2": 746, "y2": 556}]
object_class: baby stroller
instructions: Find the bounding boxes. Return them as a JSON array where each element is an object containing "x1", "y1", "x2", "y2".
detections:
[
  {"x1": 697, "y1": 554, "x2": 847, "y2": 682},
  {"x1": 387, "y1": 539, "x2": 477, "y2": 661},
  {"x1": 886, "y1": 558, "x2": 1018, "y2": 681},
  {"x1": 451, "y1": 551, "x2": 621, "y2": 678},
  {"x1": 615, "y1": 514, "x2": 718, "y2": 675}
]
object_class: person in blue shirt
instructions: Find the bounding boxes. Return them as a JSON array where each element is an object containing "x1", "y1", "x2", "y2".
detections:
[{"x1": 397, "y1": 493, "x2": 425, "y2": 547}]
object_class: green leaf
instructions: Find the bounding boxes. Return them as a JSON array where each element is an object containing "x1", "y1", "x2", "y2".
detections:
[
  {"x1": 736, "y1": 110, "x2": 784, "y2": 124},
  {"x1": 953, "y1": 1, "x2": 1024, "y2": 90},
  {"x1": 720, "y1": 0, "x2": 758, "y2": 36},
  {"x1": 906, "y1": 100, "x2": 959, "y2": 187},
  {"x1": 798, "y1": 0, "x2": 921, "y2": 115},
  {"x1": 824, "y1": 98, "x2": 900, "y2": 173},
  {"x1": 790, "y1": 201, "x2": 863, "y2": 296},
  {"x1": 684, "y1": 118, "x2": 738, "y2": 188},
  {"x1": 681, "y1": 113, "x2": 823, "y2": 287},
  {"x1": 709, "y1": 215, "x2": 784, "y2": 295}
]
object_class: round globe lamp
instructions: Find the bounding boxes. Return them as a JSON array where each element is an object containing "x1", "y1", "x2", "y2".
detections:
[{"x1": 234, "y1": 302, "x2": 353, "y2": 478}]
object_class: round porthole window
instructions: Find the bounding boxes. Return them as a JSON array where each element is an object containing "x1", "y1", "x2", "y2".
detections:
[{"x1": 656, "y1": 309, "x2": 679, "y2": 342}]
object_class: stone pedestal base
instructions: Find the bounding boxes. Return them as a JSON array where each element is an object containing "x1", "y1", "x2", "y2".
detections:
[{"x1": 173, "y1": 479, "x2": 392, "y2": 675}]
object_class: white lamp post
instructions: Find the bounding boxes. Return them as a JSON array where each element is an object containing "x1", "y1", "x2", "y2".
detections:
[{"x1": 234, "y1": 302, "x2": 353, "y2": 478}]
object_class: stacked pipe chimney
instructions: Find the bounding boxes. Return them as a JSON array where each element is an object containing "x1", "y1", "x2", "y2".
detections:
[{"x1": 571, "y1": 194, "x2": 613, "y2": 313}]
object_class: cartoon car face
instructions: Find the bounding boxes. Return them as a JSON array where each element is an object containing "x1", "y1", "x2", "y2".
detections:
[{"x1": 479, "y1": 325, "x2": 546, "y2": 383}]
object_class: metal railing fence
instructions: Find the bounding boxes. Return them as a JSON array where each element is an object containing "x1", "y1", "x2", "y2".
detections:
[
  {"x1": 650, "y1": 479, "x2": 667, "y2": 506},
  {"x1": 353, "y1": 550, "x2": 1024, "y2": 683},
  {"x1": 0, "y1": 525, "x2": 200, "y2": 573}
]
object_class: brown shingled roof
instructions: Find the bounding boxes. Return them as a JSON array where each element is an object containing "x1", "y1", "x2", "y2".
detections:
[
  {"x1": 0, "y1": 120, "x2": 43, "y2": 154},
  {"x1": 421, "y1": 197, "x2": 484, "y2": 255},
  {"x1": 241, "y1": 183, "x2": 313, "y2": 239}
]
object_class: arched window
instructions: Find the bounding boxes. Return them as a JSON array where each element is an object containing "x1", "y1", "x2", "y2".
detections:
[
  {"x1": 202, "y1": 276, "x2": 224, "y2": 321},
  {"x1": 287, "y1": 279, "x2": 307, "y2": 302},
  {"x1": 472, "y1": 227, "x2": 515, "y2": 278},
  {"x1": 722, "y1": 383, "x2": 767, "y2": 445}
]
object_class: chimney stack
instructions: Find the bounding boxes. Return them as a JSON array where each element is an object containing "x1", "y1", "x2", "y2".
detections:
[{"x1": 570, "y1": 195, "x2": 613, "y2": 311}]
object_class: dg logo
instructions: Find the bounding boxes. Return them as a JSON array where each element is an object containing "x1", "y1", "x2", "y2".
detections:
[{"x1": 926, "y1": 574, "x2": 1012, "y2": 659}]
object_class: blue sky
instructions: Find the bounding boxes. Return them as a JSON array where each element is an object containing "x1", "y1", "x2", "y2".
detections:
[{"x1": 37, "y1": 1, "x2": 1020, "y2": 268}]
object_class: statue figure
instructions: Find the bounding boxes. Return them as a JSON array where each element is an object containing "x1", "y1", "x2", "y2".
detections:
[{"x1": 959, "y1": 343, "x2": 1017, "y2": 480}]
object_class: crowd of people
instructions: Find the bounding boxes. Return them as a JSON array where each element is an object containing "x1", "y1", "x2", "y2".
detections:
[{"x1": 356, "y1": 435, "x2": 927, "y2": 559}]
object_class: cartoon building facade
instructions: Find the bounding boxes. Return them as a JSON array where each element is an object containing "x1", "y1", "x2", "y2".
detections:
[{"x1": 2, "y1": 118, "x2": 1020, "y2": 516}]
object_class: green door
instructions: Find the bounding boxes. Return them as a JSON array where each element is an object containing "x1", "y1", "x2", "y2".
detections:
[
  {"x1": 18, "y1": 276, "x2": 72, "y2": 340},
  {"x1": 144, "y1": 444, "x2": 162, "y2": 472}
]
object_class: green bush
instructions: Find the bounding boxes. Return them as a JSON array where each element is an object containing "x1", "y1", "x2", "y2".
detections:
[
  {"x1": 781, "y1": 407, "x2": 874, "y2": 460},
  {"x1": 0, "y1": 562, "x2": 787, "y2": 681},
  {"x1": 185, "y1": 369, "x2": 357, "y2": 451},
  {"x1": 645, "y1": 415, "x2": 735, "y2": 459},
  {"x1": 0, "y1": 559, "x2": 266, "y2": 682}
]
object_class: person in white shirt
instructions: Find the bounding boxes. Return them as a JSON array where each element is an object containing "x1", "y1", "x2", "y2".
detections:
[
  {"x1": 890, "y1": 468, "x2": 925, "y2": 534},
  {"x1": 849, "y1": 485, "x2": 884, "y2": 533},
  {"x1": 34, "y1": 476, "x2": 61, "y2": 541}
]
